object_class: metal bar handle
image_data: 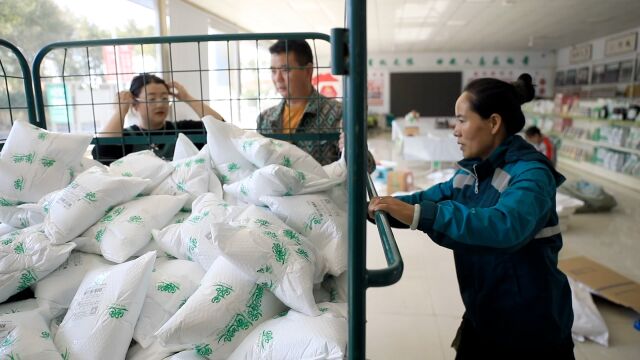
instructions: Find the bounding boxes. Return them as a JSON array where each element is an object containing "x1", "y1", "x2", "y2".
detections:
[{"x1": 365, "y1": 174, "x2": 404, "y2": 288}]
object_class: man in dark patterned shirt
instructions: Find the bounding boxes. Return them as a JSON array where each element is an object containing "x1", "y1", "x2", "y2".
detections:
[{"x1": 257, "y1": 39, "x2": 342, "y2": 166}]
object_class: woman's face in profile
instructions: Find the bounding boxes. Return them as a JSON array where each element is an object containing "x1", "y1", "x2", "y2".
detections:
[
  {"x1": 133, "y1": 83, "x2": 171, "y2": 129},
  {"x1": 453, "y1": 92, "x2": 496, "y2": 160}
]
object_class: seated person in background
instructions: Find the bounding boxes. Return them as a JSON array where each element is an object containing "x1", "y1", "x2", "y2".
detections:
[
  {"x1": 92, "y1": 73, "x2": 224, "y2": 164},
  {"x1": 258, "y1": 39, "x2": 375, "y2": 172},
  {"x1": 524, "y1": 126, "x2": 555, "y2": 165}
]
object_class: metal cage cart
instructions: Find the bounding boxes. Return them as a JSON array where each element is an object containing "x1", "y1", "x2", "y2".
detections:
[
  {"x1": 0, "y1": 39, "x2": 36, "y2": 148},
  {"x1": 3, "y1": 1, "x2": 403, "y2": 358}
]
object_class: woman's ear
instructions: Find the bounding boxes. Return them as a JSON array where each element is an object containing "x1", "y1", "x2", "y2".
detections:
[{"x1": 489, "y1": 113, "x2": 503, "y2": 135}]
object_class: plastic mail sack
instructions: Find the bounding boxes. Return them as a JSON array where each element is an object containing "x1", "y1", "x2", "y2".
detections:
[
  {"x1": 0, "y1": 120, "x2": 92, "y2": 203},
  {"x1": 0, "y1": 225, "x2": 75, "y2": 303},
  {"x1": 44, "y1": 166, "x2": 150, "y2": 244},
  {"x1": 108, "y1": 150, "x2": 173, "y2": 194},
  {"x1": 53, "y1": 251, "x2": 156, "y2": 360},
  {"x1": 203, "y1": 116, "x2": 257, "y2": 184},
  {"x1": 0, "y1": 308, "x2": 61, "y2": 360}
]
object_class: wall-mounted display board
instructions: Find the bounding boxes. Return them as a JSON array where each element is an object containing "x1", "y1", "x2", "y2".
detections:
[
  {"x1": 390, "y1": 72, "x2": 462, "y2": 117},
  {"x1": 605, "y1": 32, "x2": 638, "y2": 57}
]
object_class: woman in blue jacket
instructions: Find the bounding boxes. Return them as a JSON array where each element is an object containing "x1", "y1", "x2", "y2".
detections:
[{"x1": 369, "y1": 74, "x2": 574, "y2": 358}]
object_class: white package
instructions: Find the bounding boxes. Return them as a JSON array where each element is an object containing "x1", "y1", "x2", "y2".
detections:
[
  {"x1": 152, "y1": 147, "x2": 221, "y2": 209},
  {"x1": 569, "y1": 277, "x2": 609, "y2": 346},
  {"x1": 127, "y1": 340, "x2": 188, "y2": 360},
  {"x1": 261, "y1": 194, "x2": 347, "y2": 276},
  {"x1": 322, "y1": 155, "x2": 347, "y2": 181},
  {"x1": 0, "y1": 298, "x2": 39, "y2": 315},
  {"x1": 173, "y1": 133, "x2": 200, "y2": 161},
  {"x1": 0, "y1": 225, "x2": 75, "y2": 303},
  {"x1": 232, "y1": 133, "x2": 328, "y2": 179},
  {"x1": 228, "y1": 302, "x2": 348, "y2": 360},
  {"x1": 33, "y1": 252, "x2": 112, "y2": 310},
  {"x1": 155, "y1": 257, "x2": 286, "y2": 359},
  {"x1": 53, "y1": 251, "x2": 157, "y2": 360},
  {"x1": 203, "y1": 116, "x2": 257, "y2": 184},
  {"x1": 0, "y1": 120, "x2": 92, "y2": 203},
  {"x1": 44, "y1": 166, "x2": 150, "y2": 244},
  {"x1": 212, "y1": 205, "x2": 321, "y2": 316},
  {"x1": 223, "y1": 164, "x2": 304, "y2": 206},
  {"x1": 0, "y1": 201, "x2": 44, "y2": 229},
  {"x1": 108, "y1": 150, "x2": 173, "y2": 194},
  {"x1": 165, "y1": 350, "x2": 208, "y2": 360},
  {"x1": 0, "y1": 309, "x2": 61, "y2": 360},
  {"x1": 134, "y1": 259, "x2": 206, "y2": 348},
  {"x1": 0, "y1": 223, "x2": 15, "y2": 237},
  {"x1": 152, "y1": 193, "x2": 242, "y2": 270},
  {"x1": 74, "y1": 194, "x2": 188, "y2": 263}
]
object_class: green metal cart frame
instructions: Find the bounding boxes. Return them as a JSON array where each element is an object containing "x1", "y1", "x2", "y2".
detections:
[{"x1": 9, "y1": 0, "x2": 403, "y2": 357}]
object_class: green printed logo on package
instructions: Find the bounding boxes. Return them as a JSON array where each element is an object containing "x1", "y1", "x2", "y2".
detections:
[
  {"x1": 274, "y1": 309, "x2": 289, "y2": 318},
  {"x1": 211, "y1": 282, "x2": 233, "y2": 303},
  {"x1": 0, "y1": 197, "x2": 21, "y2": 207},
  {"x1": 40, "y1": 157, "x2": 56, "y2": 168},
  {"x1": 61, "y1": 348, "x2": 70, "y2": 360},
  {"x1": 263, "y1": 230, "x2": 278, "y2": 242},
  {"x1": 280, "y1": 156, "x2": 292, "y2": 168},
  {"x1": 330, "y1": 289, "x2": 338, "y2": 303},
  {"x1": 41, "y1": 331, "x2": 50, "y2": 339},
  {"x1": 256, "y1": 264, "x2": 272, "y2": 274},
  {"x1": 269, "y1": 139, "x2": 284, "y2": 148},
  {"x1": 0, "y1": 332, "x2": 16, "y2": 348},
  {"x1": 37, "y1": 132, "x2": 47, "y2": 141},
  {"x1": 295, "y1": 170, "x2": 306, "y2": 182},
  {"x1": 227, "y1": 162, "x2": 240, "y2": 173},
  {"x1": 188, "y1": 210, "x2": 210, "y2": 224},
  {"x1": 194, "y1": 158, "x2": 206, "y2": 165},
  {"x1": 271, "y1": 242, "x2": 288, "y2": 265},
  {"x1": 157, "y1": 281, "x2": 181, "y2": 294},
  {"x1": 219, "y1": 174, "x2": 229, "y2": 184},
  {"x1": 84, "y1": 192, "x2": 98, "y2": 203},
  {"x1": 1, "y1": 231, "x2": 19, "y2": 246},
  {"x1": 13, "y1": 176, "x2": 25, "y2": 191},
  {"x1": 176, "y1": 180, "x2": 187, "y2": 193},
  {"x1": 261, "y1": 330, "x2": 273, "y2": 349},
  {"x1": 67, "y1": 167, "x2": 75, "y2": 179},
  {"x1": 101, "y1": 206, "x2": 125, "y2": 223},
  {"x1": 254, "y1": 218, "x2": 271, "y2": 228},
  {"x1": 304, "y1": 213, "x2": 324, "y2": 232},
  {"x1": 195, "y1": 343, "x2": 213, "y2": 357},
  {"x1": 95, "y1": 227, "x2": 106, "y2": 243},
  {"x1": 282, "y1": 229, "x2": 302, "y2": 245},
  {"x1": 240, "y1": 184, "x2": 249, "y2": 197},
  {"x1": 17, "y1": 268, "x2": 37, "y2": 291},
  {"x1": 186, "y1": 237, "x2": 198, "y2": 261},
  {"x1": 184, "y1": 159, "x2": 193, "y2": 168},
  {"x1": 242, "y1": 139, "x2": 256, "y2": 152},
  {"x1": 13, "y1": 242, "x2": 25, "y2": 254},
  {"x1": 295, "y1": 247, "x2": 310, "y2": 262},
  {"x1": 108, "y1": 304, "x2": 128, "y2": 319},
  {"x1": 127, "y1": 215, "x2": 144, "y2": 224},
  {"x1": 319, "y1": 307, "x2": 329, "y2": 313},
  {"x1": 121, "y1": 171, "x2": 133, "y2": 177},
  {"x1": 111, "y1": 159, "x2": 124, "y2": 166},
  {"x1": 12, "y1": 152, "x2": 35, "y2": 164},
  {"x1": 217, "y1": 284, "x2": 266, "y2": 344}
]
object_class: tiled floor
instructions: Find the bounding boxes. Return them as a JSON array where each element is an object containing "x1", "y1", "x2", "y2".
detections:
[{"x1": 364, "y1": 130, "x2": 640, "y2": 359}]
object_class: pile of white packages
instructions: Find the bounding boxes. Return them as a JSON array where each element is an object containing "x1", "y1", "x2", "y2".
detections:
[{"x1": 0, "y1": 118, "x2": 349, "y2": 360}]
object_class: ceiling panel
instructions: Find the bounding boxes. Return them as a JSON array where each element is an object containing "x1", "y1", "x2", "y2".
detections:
[{"x1": 189, "y1": 0, "x2": 640, "y2": 53}]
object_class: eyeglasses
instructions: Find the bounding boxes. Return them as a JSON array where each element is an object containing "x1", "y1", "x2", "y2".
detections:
[{"x1": 135, "y1": 96, "x2": 174, "y2": 104}]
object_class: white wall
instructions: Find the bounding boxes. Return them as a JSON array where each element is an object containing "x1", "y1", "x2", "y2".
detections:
[
  {"x1": 556, "y1": 26, "x2": 640, "y2": 70},
  {"x1": 366, "y1": 51, "x2": 555, "y2": 114}
]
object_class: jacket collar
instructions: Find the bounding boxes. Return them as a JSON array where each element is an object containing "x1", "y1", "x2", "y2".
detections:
[{"x1": 458, "y1": 135, "x2": 565, "y2": 186}]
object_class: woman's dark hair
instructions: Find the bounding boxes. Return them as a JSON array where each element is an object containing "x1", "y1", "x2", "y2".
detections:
[
  {"x1": 269, "y1": 39, "x2": 313, "y2": 66},
  {"x1": 463, "y1": 73, "x2": 535, "y2": 135},
  {"x1": 129, "y1": 73, "x2": 169, "y2": 97},
  {"x1": 525, "y1": 126, "x2": 542, "y2": 137}
]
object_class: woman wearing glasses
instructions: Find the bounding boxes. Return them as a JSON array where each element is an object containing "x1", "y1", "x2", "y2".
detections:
[{"x1": 92, "y1": 73, "x2": 224, "y2": 164}]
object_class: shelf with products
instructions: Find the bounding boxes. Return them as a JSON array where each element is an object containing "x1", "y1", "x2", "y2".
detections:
[{"x1": 557, "y1": 156, "x2": 640, "y2": 192}]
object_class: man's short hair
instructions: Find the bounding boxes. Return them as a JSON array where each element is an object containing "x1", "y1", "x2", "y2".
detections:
[
  {"x1": 269, "y1": 40, "x2": 313, "y2": 66},
  {"x1": 525, "y1": 126, "x2": 542, "y2": 137}
]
